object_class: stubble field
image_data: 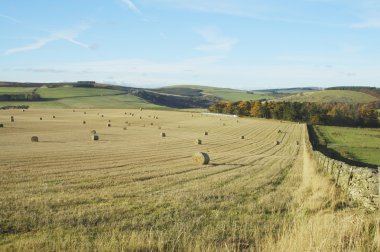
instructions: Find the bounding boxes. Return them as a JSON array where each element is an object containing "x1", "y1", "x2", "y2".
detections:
[{"x1": 0, "y1": 109, "x2": 378, "y2": 251}]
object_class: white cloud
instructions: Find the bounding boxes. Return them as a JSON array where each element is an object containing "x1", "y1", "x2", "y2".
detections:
[
  {"x1": 121, "y1": 0, "x2": 142, "y2": 14},
  {"x1": 352, "y1": 19, "x2": 380, "y2": 28},
  {"x1": 194, "y1": 26, "x2": 237, "y2": 52},
  {"x1": 4, "y1": 24, "x2": 91, "y2": 55},
  {"x1": 0, "y1": 14, "x2": 21, "y2": 23}
]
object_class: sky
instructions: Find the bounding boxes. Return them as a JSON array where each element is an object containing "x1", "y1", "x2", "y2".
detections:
[{"x1": 0, "y1": 0, "x2": 379, "y2": 89}]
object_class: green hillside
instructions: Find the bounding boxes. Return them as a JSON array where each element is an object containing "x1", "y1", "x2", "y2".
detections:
[
  {"x1": 279, "y1": 90, "x2": 378, "y2": 103},
  {"x1": 0, "y1": 86, "x2": 166, "y2": 109},
  {"x1": 157, "y1": 85, "x2": 276, "y2": 101}
]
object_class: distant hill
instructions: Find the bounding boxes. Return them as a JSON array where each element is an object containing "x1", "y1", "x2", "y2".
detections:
[
  {"x1": 0, "y1": 82, "x2": 378, "y2": 109},
  {"x1": 278, "y1": 90, "x2": 379, "y2": 104}
]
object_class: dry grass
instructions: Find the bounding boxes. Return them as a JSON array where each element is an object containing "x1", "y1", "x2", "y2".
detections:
[{"x1": 0, "y1": 109, "x2": 377, "y2": 251}]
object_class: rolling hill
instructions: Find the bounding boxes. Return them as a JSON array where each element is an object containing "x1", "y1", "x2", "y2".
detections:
[{"x1": 278, "y1": 90, "x2": 379, "y2": 104}]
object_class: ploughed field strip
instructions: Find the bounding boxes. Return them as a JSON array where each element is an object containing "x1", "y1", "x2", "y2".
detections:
[{"x1": 0, "y1": 109, "x2": 304, "y2": 250}]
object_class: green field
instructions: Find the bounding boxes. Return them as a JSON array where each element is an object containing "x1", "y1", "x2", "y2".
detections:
[
  {"x1": 315, "y1": 125, "x2": 380, "y2": 166},
  {"x1": 0, "y1": 87, "x2": 35, "y2": 94},
  {"x1": 0, "y1": 87, "x2": 167, "y2": 109},
  {"x1": 160, "y1": 85, "x2": 277, "y2": 101},
  {"x1": 280, "y1": 90, "x2": 378, "y2": 103}
]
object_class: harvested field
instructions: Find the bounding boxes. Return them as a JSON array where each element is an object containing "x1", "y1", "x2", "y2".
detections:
[{"x1": 0, "y1": 109, "x2": 378, "y2": 251}]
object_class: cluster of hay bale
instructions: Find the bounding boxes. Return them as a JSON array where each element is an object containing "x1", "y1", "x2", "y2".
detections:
[
  {"x1": 31, "y1": 136, "x2": 39, "y2": 142},
  {"x1": 193, "y1": 152, "x2": 210, "y2": 165}
]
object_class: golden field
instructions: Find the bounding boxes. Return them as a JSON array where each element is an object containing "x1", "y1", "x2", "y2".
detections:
[{"x1": 0, "y1": 109, "x2": 378, "y2": 251}]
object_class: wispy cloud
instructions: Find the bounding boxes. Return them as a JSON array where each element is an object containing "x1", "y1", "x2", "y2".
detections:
[
  {"x1": 352, "y1": 19, "x2": 380, "y2": 28},
  {"x1": 0, "y1": 14, "x2": 21, "y2": 24},
  {"x1": 4, "y1": 24, "x2": 92, "y2": 55},
  {"x1": 194, "y1": 26, "x2": 237, "y2": 52},
  {"x1": 121, "y1": 0, "x2": 142, "y2": 14}
]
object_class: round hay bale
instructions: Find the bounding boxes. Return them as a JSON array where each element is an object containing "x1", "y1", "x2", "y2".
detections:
[
  {"x1": 151, "y1": 122, "x2": 154, "y2": 126},
  {"x1": 241, "y1": 136, "x2": 245, "y2": 140},
  {"x1": 10, "y1": 117, "x2": 14, "y2": 122},
  {"x1": 83, "y1": 121, "x2": 86, "y2": 124},
  {"x1": 156, "y1": 117, "x2": 158, "y2": 119},
  {"x1": 125, "y1": 112, "x2": 127, "y2": 115},
  {"x1": 204, "y1": 131, "x2": 208, "y2": 136},
  {"x1": 90, "y1": 130, "x2": 97, "y2": 134},
  {"x1": 277, "y1": 130, "x2": 282, "y2": 133},
  {"x1": 275, "y1": 141, "x2": 280, "y2": 145},
  {"x1": 139, "y1": 116, "x2": 142, "y2": 119},
  {"x1": 53, "y1": 115, "x2": 56, "y2": 119},
  {"x1": 161, "y1": 132, "x2": 166, "y2": 137},
  {"x1": 192, "y1": 152, "x2": 210, "y2": 165},
  {"x1": 101, "y1": 115, "x2": 104, "y2": 117},
  {"x1": 107, "y1": 123, "x2": 111, "y2": 127},
  {"x1": 222, "y1": 123, "x2": 226, "y2": 126},
  {"x1": 40, "y1": 117, "x2": 42, "y2": 120},
  {"x1": 108, "y1": 119, "x2": 111, "y2": 122},
  {"x1": 296, "y1": 140, "x2": 299, "y2": 145},
  {"x1": 0, "y1": 124, "x2": 4, "y2": 128},
  {"x1": 195, "y1": 139, "x2": 202, "y2": 145},
  {"x1": 84, "y1": 112, "x2": 86, "y2": 115},
  {"x1": 22, "y1": 109, "x2": 25, "y2": 112},
  {"x1": 123, "y1": 127, "x2": 127, "y2": 130},
  {"x1": 191, "y1": 114, "x2": 194, "y2": 117},
  {"x1": 92, "y1": 134, "x2": 99, "y2": 141},
  {"x1": 31, "y1": 136, "x2": 39, "y2": 142}
]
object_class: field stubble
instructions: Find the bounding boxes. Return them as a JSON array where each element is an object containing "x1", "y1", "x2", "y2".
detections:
[{"x1": 0, "y1": 109, "x2": 378, "y2": 251}]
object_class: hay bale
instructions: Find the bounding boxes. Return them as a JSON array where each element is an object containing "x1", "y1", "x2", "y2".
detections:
[
  {"x1": 125, "y1": 112, "x2": 127, "y2": 115},
  {"x1": 277, "y1": 130, "x2": 282, "y2": 133},
  {"x1": 31, "y1": 136, "x2": 39, "y2": 142},
  {"x1": 296, "y1": 141, "x2": 299, "y2": 145},
  {"x1": 90, "y1": 130, "x2": 97, "y2": 134},
  {"x1": 123, "y1": 127, "x2": 127, "y2": 130},
  {"x1": 83, "y1": 121, "x2": 86, "y2": 124},
  {"x1": 73, "y1": 109, "x2": 75, "y2": 112},
  {"x1": 236, "y1": 120, "x2": 239, "y2": 123},
  {"x1": 0, "y1": 124, "x2": 3, "y2": 128},
  {"x1": 92, "y1": 134, "x2": 99, "y2": 141},
  {"x1": 40, "y1": 117, "x2": 42, "y2": 120},
  {"x1": 156, "y1": 117, "x2": 158, "y2": 119},
  {"x1": 10, "y1": 116, "x2": 14, "y2": 122},
  {"x1": 107, "y1": 123, "x2": 111, "y2": 127},
  {"x1": 192, "y1": 152, "x2": 210, "y2": 165},
  {"x1": 204, "y1": 131, "x2": 208, "y2": 136},
  {"x1": 140, "y1": 108, "x2": 143, "y2": 111},
  {"x1": 151, "y1": 122, "x2": 154, "y2": 126},
  {"x1": 275, "y1": 141, "x2": 280, "y2": 145},
  {"x1": 139, "y1": 116, "x2": 142, "y2": 119},
  {"x1": 158, "y1": 126, "x2": 161, "y2": 130},
  {"x1": 22, "y1": 109, "x2": 25, "y2": 112},
  {"x1": 53, "y1": 115, "x2": 56, "y2": 119},
  {"x1": 108, "y1": 120, "x2": 111, "y2": 122},
  {"x1": 101, "y1": 115, "x2": 104, "y2": 117},
  {"x1": 84, "y1": 112, "x2": 86, "y2": 115},
  {"x1": 241, "y1": 136, "x2": 245, "y2": 140},
  {"x1": 222, "y1": 123, "x2": 226, "y2": 126},
  {"x1": 195, "y1": 139, "x2": 202, "y2": 145},
  {"x1": 161, "y1": 132, "x2": 166, "y2": 137}
]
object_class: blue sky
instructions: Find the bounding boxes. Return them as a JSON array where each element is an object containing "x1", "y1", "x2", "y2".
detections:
[{"x1": 0, "y1": 0, "x2": 379, "y2": 89}]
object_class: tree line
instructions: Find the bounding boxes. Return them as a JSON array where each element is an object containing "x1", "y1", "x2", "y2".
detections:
[{"x1": 209, "y1": 101, "x2": 379, "y2": 127}]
